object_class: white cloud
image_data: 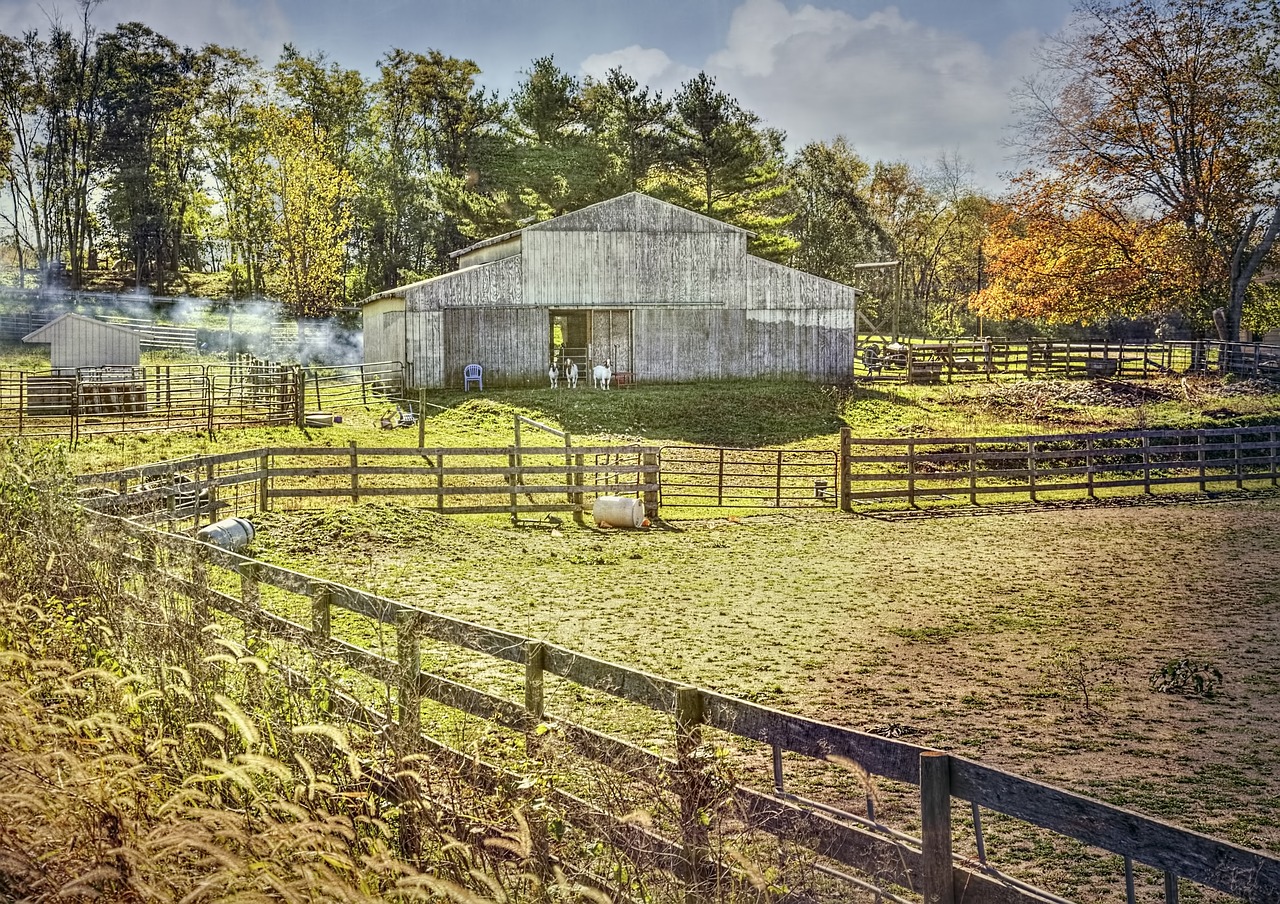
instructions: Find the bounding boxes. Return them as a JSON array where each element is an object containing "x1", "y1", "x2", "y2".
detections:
[
  {"x1": 705, "y1": 0, "x2": 1045, "y2": 191},
  {"x1": 0, "y1": 0, "x2": 291, "y2": 61},
  {"x1": 580, "y1": 44, "x2": 696, "y2": 93}
]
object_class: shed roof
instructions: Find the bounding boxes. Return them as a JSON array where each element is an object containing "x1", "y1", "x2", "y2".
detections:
[{"x1": 22, "y1": 312, "x2": 141, "y2": 343}]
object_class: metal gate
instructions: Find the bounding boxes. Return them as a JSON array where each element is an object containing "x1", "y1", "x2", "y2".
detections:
[{"x1": 659, "y1": 446, "x2": 838, "y2": 509}]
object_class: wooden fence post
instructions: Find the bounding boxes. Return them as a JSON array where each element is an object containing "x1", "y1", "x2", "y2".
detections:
[
  {"x1": 1142, "y1": 435, "x2": 1152, "y2": 494},
  {"x1": 840, "y1": 427, "x2": 853, "y2": 513},
  {"x1": 644, "y1": 451, "x2": 660, "y2": 518},
  {"x1": 968, "y1": 441, "x2": 978, "y2": 505},
  {"x1": 294, "y1": 367, "x2": 306, "y2": 428},
  {"x1": 258, "y1": 453, "x2": 270, "y2": 513},
  {"x1": 675, "y1": 686, "x2": 710, "y2": 896},
  {"x1": 1027, "y1": 440, "x2": 1037, "y2": 502},
  {"x1": 1198, "y1": 432, "x2": 1207, "y2": 493},
  {"x1": 311, "y1": 584, "x2": 332, "y2": 643},
  {"x1": 524, "y1": 640, "x2": 545, "y2": 727},
  {"x1": 920, "y1": 751, "x2": 955, "y2": 904},
  {"x1": 1235, "y1": 432, "x2": 1245, "y2": 489},
  {"x1": 349, "y1": 441, "x2": 360, "y2": 503},
  {"x1": 240, "y1": 561, "x2": 260, "y2": 610},
  {"x1": 396, "y1": 612, "x2": 421, "y2": 754},
  {"x1": 907, "y1": 440, "x2": 917, "y2": 507},
  {"x1": 574, "y1": 453, "x2": 586, "y2": 525},
  {"x1": 418, "y1": 388, "x2": 427, "y2": 448},
  {"x1": 1086, "y1": 437, "x2": 1095, "y2": 499},
  {"x1": 435, "y1": 452, "x2": 445, "y2": 513},
  {"x1": 1272, "y1": 429, "x2": 1278, "y2": 487}
]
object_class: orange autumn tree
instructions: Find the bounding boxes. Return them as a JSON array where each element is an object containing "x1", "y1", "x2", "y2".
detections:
[{"x1": 975, "y1": 174, "x2": 1202, "y2": 325}]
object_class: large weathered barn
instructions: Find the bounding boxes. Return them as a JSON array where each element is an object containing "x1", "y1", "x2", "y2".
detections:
[{"x1": 362, "y1": 192, "x2": 859, "y2": 388}]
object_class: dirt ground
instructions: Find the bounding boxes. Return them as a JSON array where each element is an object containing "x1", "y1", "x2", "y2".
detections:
[{"x1": 253, "y1": 495, "x2": 1280, "y2": 869}]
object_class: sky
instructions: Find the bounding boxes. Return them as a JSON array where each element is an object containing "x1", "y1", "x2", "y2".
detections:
[{"x1": 0, "y1": 0, "x2": 1081, "y2": 192}]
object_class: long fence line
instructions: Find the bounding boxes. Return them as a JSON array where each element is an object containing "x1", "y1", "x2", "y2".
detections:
[
  {"x1": 82, "y1": 504, "x2": 1280, "y2": 904},
  {"x1": 77, "y1": 440, "x2": 659, "y2": 525},
  {"x1": 837, "y1": 425, "x2": 1280, "y2": 509},
  {"x1": 858, "y1": 338, "x2": 1280, "y2": 383},
  {"x1": 0, "y1": 360, "x2": 403, "y2": 441}
]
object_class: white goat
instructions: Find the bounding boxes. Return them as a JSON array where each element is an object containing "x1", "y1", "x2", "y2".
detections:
[
  {"x1": 566, "y1": 360, "x2": 579, "y2": 389},
  {"x1": 548, "y1": 361, "x2": 559, "y2": 388},
  {"x1": 593, "y1": 360, "x2": 612, "y2": 390}
]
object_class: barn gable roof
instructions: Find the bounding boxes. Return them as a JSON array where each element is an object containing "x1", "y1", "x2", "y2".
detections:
[
  {"x1": 22, "y1": 312, "x2": 141, "y2": 343},
  {"x1": 447, "y1": 192, "x2": 751, "y2": 260}
]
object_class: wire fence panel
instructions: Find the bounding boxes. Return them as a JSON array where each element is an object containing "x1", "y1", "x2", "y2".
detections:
[{"x1": 659, "y1": 446, "x2": 839, "y2": 509}]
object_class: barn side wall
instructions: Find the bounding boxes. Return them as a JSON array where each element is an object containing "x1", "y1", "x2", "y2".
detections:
[
  {"x1": 442, "y1": 307, "x2": 547, "y2": 388},
  {"x1": 46, "y1": 321, "x2": 141, "y2": 372},
  {"x1": 362, "y1": 296, "x2": 405, "y2": 370}
]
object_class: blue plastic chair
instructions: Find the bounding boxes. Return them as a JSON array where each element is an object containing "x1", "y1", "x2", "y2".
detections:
[{"x1": 463, "y1": 363, "x2": 483, "y2": 391}]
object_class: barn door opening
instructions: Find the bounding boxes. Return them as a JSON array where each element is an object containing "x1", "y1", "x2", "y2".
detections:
[
  {"x1": 588, "y1": 310, "x2": 633, "y2": 378},
  {"x1": 550, "y1": 309, "x2": 633, "y2": 378}
]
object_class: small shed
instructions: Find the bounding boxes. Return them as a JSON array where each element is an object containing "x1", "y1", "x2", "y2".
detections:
[
  {"x1": 23, "y1": 313, "x2": 142, "y2": 373},
  {"x1": 361, "y1": 192, "x2": 860, "y2": 388}
]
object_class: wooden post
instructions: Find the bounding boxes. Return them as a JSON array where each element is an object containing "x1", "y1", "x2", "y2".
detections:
[
  {"x1": 349, "y1": 441, "x2": 360, "y2": 503},
  {"x1": 524, "y1": 640, "x2": 545, "y2": 726},
  {"x1": 920, "y1": 751, "x2": 955, "y2": 904},
  {"x1": 1235, "y1": 431, "x2": 1244, "y2": 489},
  {"x1": 574, "y1": 453, "x2": 586, "y2": 525},
  {"x1": 294, "y1": 367, "x2": 306, "y2": 428},
  {"x1": 240, "y1": 561, "x2": 260, "y2": 610},
  {"x1": 311, "y1": 584, "x2": 332, "y2": 642},
  {"x1": 675, "y1": 686, "x2": 710, "y2": 895},
  {"x1": 968, "y1": 441, "x2": 977, "y2": 505},
  {"x1": 644, "y1": 451, "x2": 659, "y2": 518},
  {"x1": 1198, "y1": 432, "x2": 1207, "y2": 493},
  {"x1": 396, "y1": 612, "x2": 421, "y2": 754},
  {"x1": 258, "y1": 453, "x2": 270, "y2": 513},
  {"x1": 1142, "y1": 435, "x2": 1152, "y2": 494},
  {"x1": 839, "y1": 427, "x2": 853, "y2": 513},
  {"x1": 435, "y1": 452, "x2": 445, "y2": 513},
  {"x1": 717, "y1": 448, "x2": 725, "y2": 507},
  {"x1": 1086, "y1": 437, "x2": 1096, "y2": 499},
  {"x1": 1027, "y1": 440, "x2": 1037, "y2": 502},
  {"x1": 907, "y1": 441, "x2": 917, "y2": 507},
  {"x1": 1272, "y1": 429, "x2": 1278, "y2": 487},
  {"x1": 564, "y1": 432, "x2": 574, "y2": 506}
]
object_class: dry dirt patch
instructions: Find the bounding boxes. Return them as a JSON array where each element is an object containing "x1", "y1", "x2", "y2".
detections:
[{"x1": 254, "y1": 498, "x2": 1280, "y2": 857}]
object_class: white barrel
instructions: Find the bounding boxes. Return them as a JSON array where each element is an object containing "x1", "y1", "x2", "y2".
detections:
[
  {"x1": 592, "y1": 495, "x2": 646, "y2": 528},
  {"x1": 196, "y1": 517, "x2": 256, "y2": 551}
]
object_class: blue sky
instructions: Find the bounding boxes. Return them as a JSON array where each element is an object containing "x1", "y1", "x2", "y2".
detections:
[{"x1": 0, "y1": 0, "x2": 1080, "y2": 191}]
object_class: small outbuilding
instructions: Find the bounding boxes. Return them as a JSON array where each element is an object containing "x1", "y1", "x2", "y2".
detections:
[
  {"x1": 361, "y1": 192, "x2": 859, "y2": 388},
  {"x1": 23, "y1": 313, "x2": 142, "y2": 374}
]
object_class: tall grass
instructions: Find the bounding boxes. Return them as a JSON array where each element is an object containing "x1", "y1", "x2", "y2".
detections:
[{"x1": 0, "y1": 438, "x2": 624, "y2": 904}]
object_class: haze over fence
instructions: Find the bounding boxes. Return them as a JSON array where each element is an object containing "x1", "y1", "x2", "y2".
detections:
[{"x1": 78, "y1": 503, "x2": 1280, "y2": 904}]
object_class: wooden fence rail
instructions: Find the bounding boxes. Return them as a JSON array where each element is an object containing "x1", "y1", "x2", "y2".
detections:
[
  {"x1": 839, "y1": 425, "x2": 1280, "y2": 509},
  {"x1": 86, "y1": 511, "x2": 1280, "y2": 903},
  {"x1": 77, "y1": 442, "x2": 661, "y2": 524}
]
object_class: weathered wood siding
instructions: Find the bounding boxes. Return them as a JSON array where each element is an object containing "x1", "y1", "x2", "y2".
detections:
[
  {"x1": 456, "y1": 235, "x2": 521, "y2": 269},
  {"x1": 405, "y1": 310, "x2": 444, "y2": 389},
  {"x1": 442, "y1": 307, "x2": 547, "y2": 388},
  {"x1": 405, "y1": 256, "x2": 523, "y2": 311},
  {"x1": 361, "y1": 297, "x2": 405, "y2": 371},
  {"x1": 24, "y1": 314, "x2": 141, "y2": 372}
]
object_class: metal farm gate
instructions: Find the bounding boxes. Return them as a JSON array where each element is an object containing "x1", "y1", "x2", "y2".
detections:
[{"x1": 659, "y1": 446, "x2": 838, "y2": 509}]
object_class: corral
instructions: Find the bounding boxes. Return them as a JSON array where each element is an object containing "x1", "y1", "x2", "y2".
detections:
[{"x1": 68, "y1": 381, "x2": 1280, "y2": 902}]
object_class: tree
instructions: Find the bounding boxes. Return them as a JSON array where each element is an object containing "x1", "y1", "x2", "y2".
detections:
[
  {"x1": 261, "y1": 106, "x2": 354, "y2": 317},
  {"x1": 658, "y1": 72, "x2": 795, "y2": 260},
  {"x1": 580, "y1": 67, "x2": 672, "y2": 194},
  {"x1": 1004, "y1": 0, "x2": 1280, "y2": 339}
]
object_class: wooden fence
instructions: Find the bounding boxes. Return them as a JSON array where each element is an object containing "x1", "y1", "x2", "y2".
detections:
[
  {"x1": 76, "y1": 440, "x2": 660, "y2": 525},
  {"x1": 858, "y1": 338, "x2": 1280, "y2": 383},
  {"x1": 82, "y1": 508, "x2": 1280, "y2": 904},
  {"x1": 839, "y1": 425, "x2": 1280, "y2": 509}
]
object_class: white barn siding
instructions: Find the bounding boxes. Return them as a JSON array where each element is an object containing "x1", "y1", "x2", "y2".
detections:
[
  {"x1": 405, "y1": 310, "x2": 445, "y2": 389},
  {"x1": 362, "y1": 297, "x2": 405, "y2": 368},
  {"x1": 23, "y1": 314, "x2": 141, "y2": 372},
  {"x1": 443, "y1": 307, "x2": 546, "y2": 387}
]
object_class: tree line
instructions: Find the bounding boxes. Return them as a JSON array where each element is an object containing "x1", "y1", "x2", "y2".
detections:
[
  {"x1": 0, "y1": 5, "x2": 986, "y2": 331},
  {"x1": 2, "y1": 0, "x2": 1280, "y2": 341}
]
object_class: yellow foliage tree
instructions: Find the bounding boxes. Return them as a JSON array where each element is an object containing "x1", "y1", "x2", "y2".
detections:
[{"x1": 262, "y1": 108, "x2": 354, "y2": 318}]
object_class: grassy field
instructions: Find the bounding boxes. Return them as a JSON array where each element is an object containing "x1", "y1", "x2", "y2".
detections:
[{"x1": 12, "y1": 353, "x2": 1280, "y2": 895}]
